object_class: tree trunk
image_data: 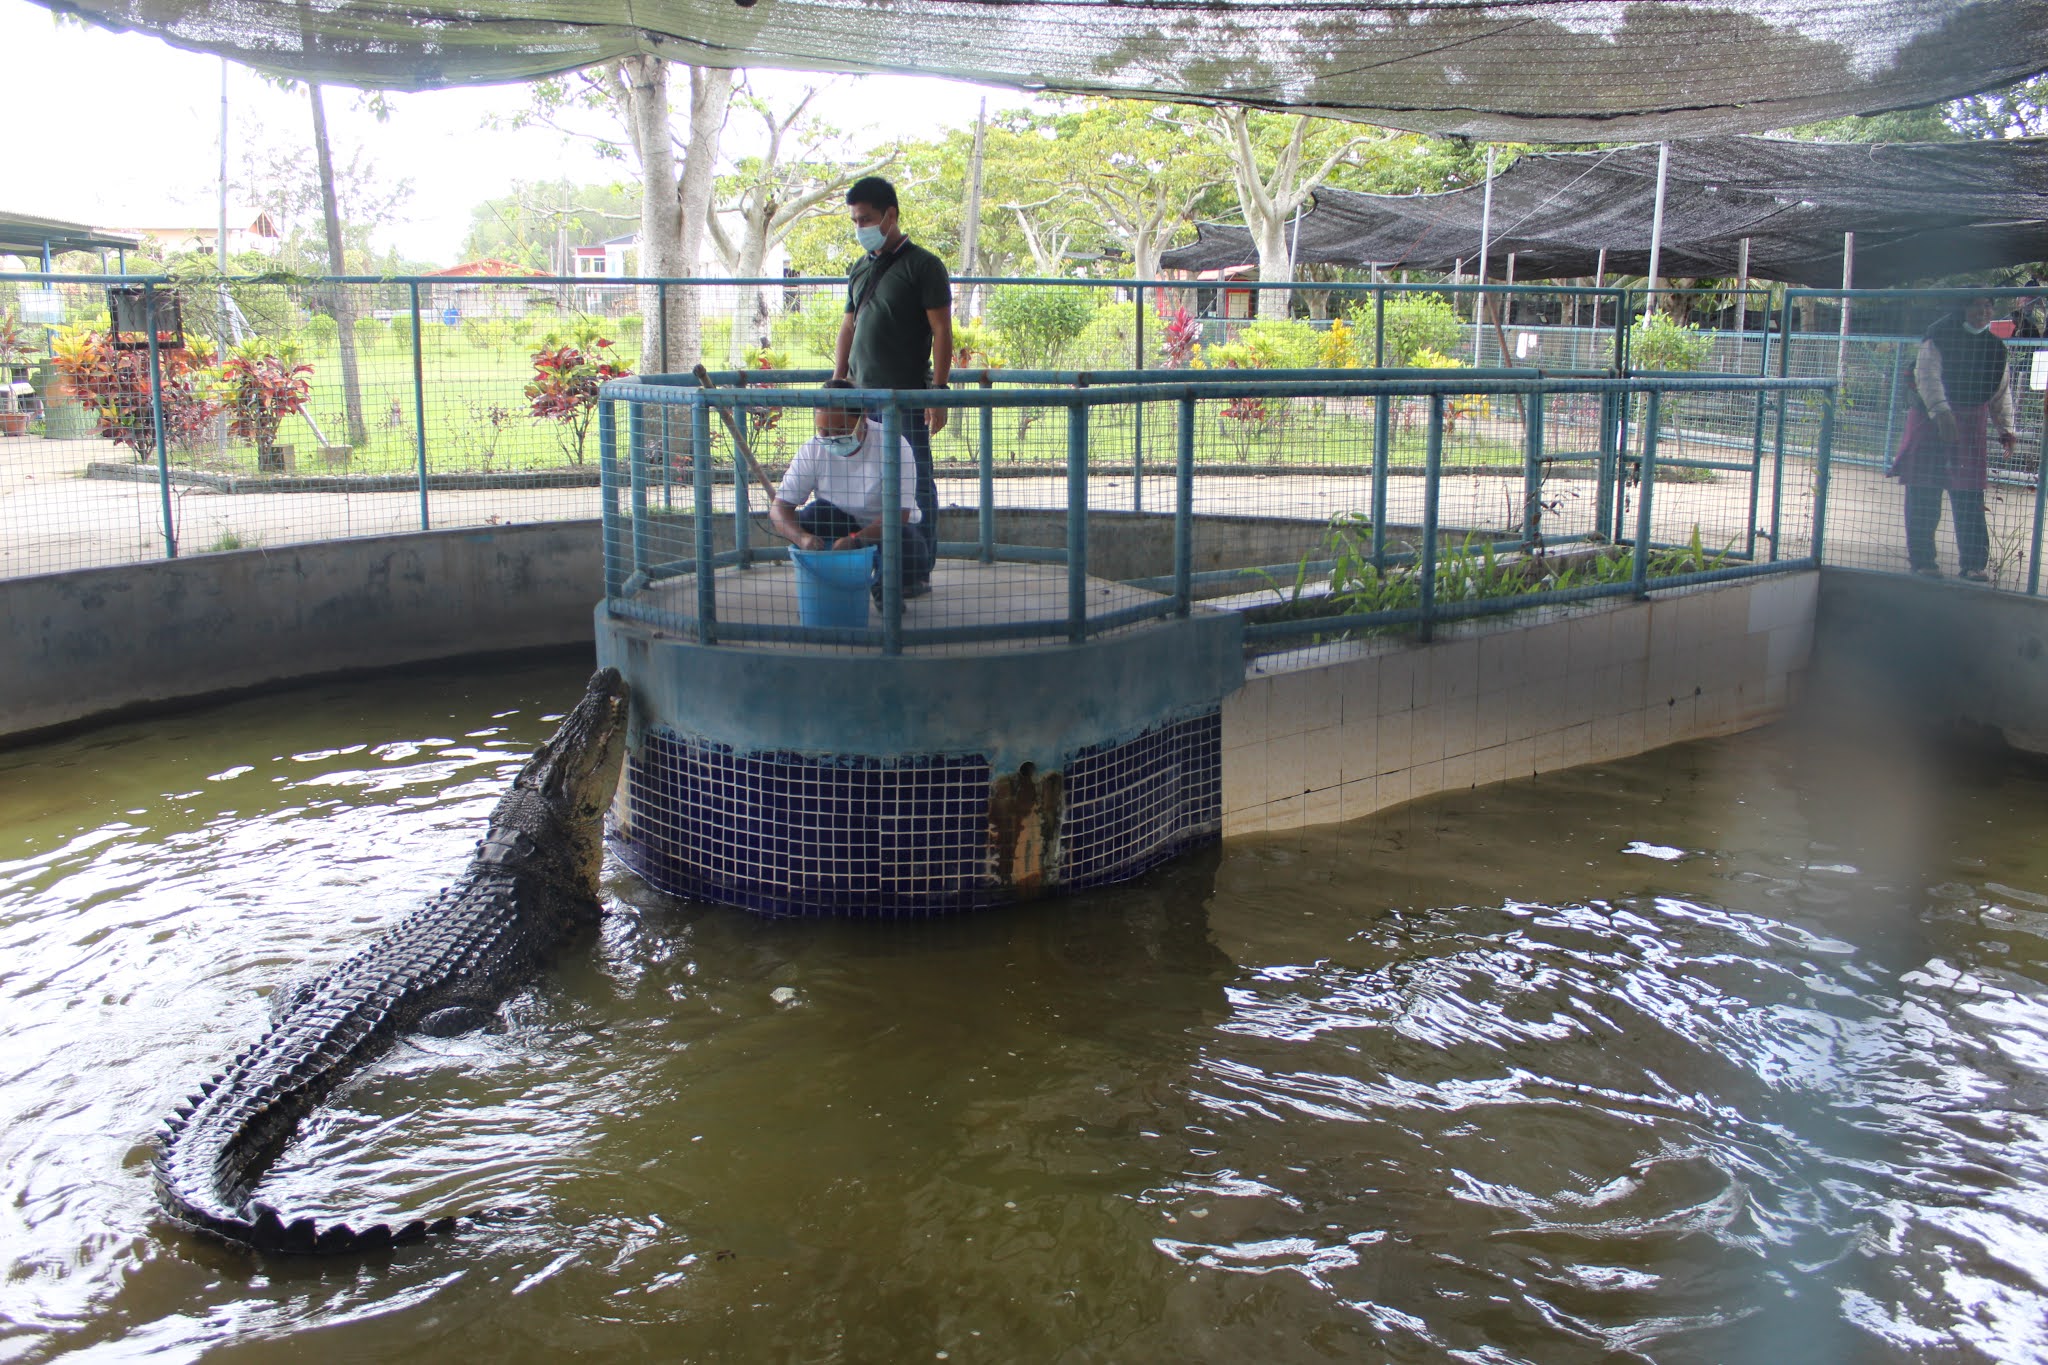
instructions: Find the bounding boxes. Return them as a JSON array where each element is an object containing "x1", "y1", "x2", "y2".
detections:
[
  {"x1": 308, "y1": 83, "x2": 367, "y2": 446},
  {"x1": 675, "y1": 66, "x2": 735, "y2": 370},
  {"x1": 1249, "y1": 214, "x2": 1294, "y2": 321},
  {"x1": 621, "y1": 56, "x2": 683, "y2": 375},
  {"x1": 727, "y1": 212, "x2": 771, "y2": 368},
  {"x1": 1130, "y1": 222, "x2": 1162, "y2": 286}
]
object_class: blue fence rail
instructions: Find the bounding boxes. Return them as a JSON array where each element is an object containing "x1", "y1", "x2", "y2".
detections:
[{"x1": 598, "y1": 367, "x2": 1839, "y2": 656}]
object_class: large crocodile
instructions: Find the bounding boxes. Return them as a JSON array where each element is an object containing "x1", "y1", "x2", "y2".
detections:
[{"x1": 154, "y1": 667, "x2": 630, "y2": 1254}]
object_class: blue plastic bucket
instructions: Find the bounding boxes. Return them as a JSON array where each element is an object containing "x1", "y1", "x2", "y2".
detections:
[{"x1": 789, "y1": 546, "x2": 875, "y2": 628}]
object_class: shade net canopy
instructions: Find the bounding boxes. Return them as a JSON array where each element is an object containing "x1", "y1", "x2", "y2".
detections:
[
  {"x1": 29, "y1": 0, "x2": 2048, "y2": 140},
  {"x1": 1160, "y1": 137, "x2": 2048, "y2": 286}
]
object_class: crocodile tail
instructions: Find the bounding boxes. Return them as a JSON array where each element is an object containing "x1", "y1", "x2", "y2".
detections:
[
  {"x1": 153, "y1": 1012, "x2": 456, "y2": 1254},
  {"x1": 155, "y1": 1169, "x2": 457, "y2": 1253}
]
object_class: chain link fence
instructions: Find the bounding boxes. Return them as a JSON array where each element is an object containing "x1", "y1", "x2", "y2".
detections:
[{"x1": 6, "y1": 272, "x2": 2027, "y2": 603}]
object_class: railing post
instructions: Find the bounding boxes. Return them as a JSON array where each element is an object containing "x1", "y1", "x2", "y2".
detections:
[
  {"x1": 880, "y1": 403, "x2": 904, "y2": 656},
  {"x1": 408, "y1": 282, "x2": 430, "y2": 531},
  {"x1": 143, "y1": 283, "x2": 177, "y2": 559},
  {"x1": 1419, "y1": 393, "x2": 1443, "y2": 642},
  {"x1": 1595, "y1": 391, "x2": 1618, "y2": 543},
  {"x1": 1633, "y1": 389, "x2": 1661, "y2": 598},
  {"x1": 977, "y1": 373, "x2": 995, "y2": 562},
  {"x1": 1769, "y1": 298, "x2": 1795, "y2": 563},
  {"x1": 1372, "y1": 384, "x2": 1391, "y2": 570},
  {"x1": 599, "y1": 398, "x2": 623, "y2": 600},
  {"x1": 1522, "y1": 387, "x2": 1544, "y2": 552},
  {"x1": 1745, "y1": 294, "x2": 1774, "y2": 561},
  {"x1": 629, "y1": 399, "x2": 650, "y2": 581},
  {"x1": 1176, "y1": 392, "x2": 1195, "y2": 615},
  {"x1": 1133, "y1": 281, "x2": 1145, "y2": 516},
  {"x1": 2030, "y1": 397, "x2": 2048, "y2": 596},
  {"x1": 1811, "y1": 392, "x2": 1835, "y2": 565},
  {"x1": 1068, "y1": 398, "x2": 1090, "y2": 644},
  {"x1": 1373, "y1": 287, "x2": 1387, "y2": 367},
  {"x1": 692, "y1": 396, "x2": 716, "y2": 644}
]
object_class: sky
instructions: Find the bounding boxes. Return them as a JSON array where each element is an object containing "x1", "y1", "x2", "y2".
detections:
[{"x1": 0, "y1": 1, "x2": 1018, "y2": 264}]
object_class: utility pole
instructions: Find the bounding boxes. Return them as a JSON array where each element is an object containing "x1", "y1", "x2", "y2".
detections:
[{"x1": 960, "y1": 98, "x2": 987, "y2": 320}]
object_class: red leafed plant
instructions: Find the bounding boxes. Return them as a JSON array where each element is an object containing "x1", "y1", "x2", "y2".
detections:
[
  {"x1": 1160, "y1": 305, "x2": 1200, "y2": 369},
  {"x1": 220, "y1": 347, "x2": 313, "y2": 465},
  {"x1": 52, "y1": 327, "x2": 220, "y2": 460},
  {"x1": 526, "y1": 336, "x2": 627, "y2": 464}
]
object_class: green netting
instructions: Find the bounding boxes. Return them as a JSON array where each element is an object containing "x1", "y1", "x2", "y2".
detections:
[{"x1": 31, "y1": 0, "x2": 2048, "y2": 139}]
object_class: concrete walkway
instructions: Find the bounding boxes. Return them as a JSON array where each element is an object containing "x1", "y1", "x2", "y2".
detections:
[{"x1": 4, "y1": 430, "x2": 2039, "y2": 589}]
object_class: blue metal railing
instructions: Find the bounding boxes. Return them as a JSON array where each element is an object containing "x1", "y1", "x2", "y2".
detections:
[{"x1": 599, "y1": 367, "x2": 1838, "y2": 656}]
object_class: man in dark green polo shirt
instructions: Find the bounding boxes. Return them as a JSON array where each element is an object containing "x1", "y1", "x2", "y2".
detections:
[{"x1": 834, "y1": 176, "x2": 951, "y2": 593}]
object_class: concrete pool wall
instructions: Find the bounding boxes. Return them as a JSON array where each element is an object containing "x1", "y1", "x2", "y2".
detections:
[
  {"x1": 9, "y1": 520, "x2": 2043, "y2": 852},
  {"x1": 1220, "y1": 574, "x2": 1820, "y2": 836}
]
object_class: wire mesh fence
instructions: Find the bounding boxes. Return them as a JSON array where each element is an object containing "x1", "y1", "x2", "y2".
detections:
[
  {"x1": 5, "y1": 271, "x2": 2026, "y2": 606},
  {"x1": 599, "y1": 368, "x2": 1833, "y2": 661},
  {"x1": 1784, "y1": 288, "x2": 2048, "y2": 588}
]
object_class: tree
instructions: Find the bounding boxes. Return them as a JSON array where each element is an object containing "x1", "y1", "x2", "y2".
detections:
[
  {"x1": 514, "y1": 59, "x2": 733, "y2": 375},
  {"x1": 1204, "y1": 108, "x2": 1377, "y2": 319},
  {"x1": 705, "y1": 80, "x2": 896, "y2": 364},
  {"x1": 1943, "y1": 74, "x2": 2048, "y2": 139},
  {"x1": 1049, "y1": 100, "x2": 1231, "y2": 281},
  {"x1": 235, "y1": 87, "x2": 414, "y2": 447},
  {"x1": 461, "y1": 179, "x2": 640, "y2": 270},
  {"x1": 308, "y1": 84, "x2": 367, "y2": 446}
]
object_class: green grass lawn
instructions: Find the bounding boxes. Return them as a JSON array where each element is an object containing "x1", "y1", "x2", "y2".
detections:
[{"x1": 112, "y1": 333, "x2": 1539, "y2": 479}]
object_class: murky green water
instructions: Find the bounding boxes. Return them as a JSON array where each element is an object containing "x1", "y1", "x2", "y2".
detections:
[{"x1": 4, "y1": 657, "x2": 2048, "y2": 1363}]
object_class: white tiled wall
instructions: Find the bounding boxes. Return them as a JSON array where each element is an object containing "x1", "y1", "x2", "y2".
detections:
[{"x1": 1221, "y1": 571, "x2": 1819, "y2": 835}]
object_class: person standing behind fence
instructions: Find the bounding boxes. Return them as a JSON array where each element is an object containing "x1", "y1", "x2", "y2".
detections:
[
  {"x1": 1889, "y1": 294, "x2": 2019, "y2": 583},
  {"x1": 833, "y1": 176, "x2": 951, "y2": 597}
]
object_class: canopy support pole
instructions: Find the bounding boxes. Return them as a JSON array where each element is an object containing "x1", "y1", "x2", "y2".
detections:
[
  {"x1": 1836, "y1": 231, "x2": 1855, "y2": 385},
  {"x1": 1473, "y1": 145, "x2": 1496, "y2": 365},
  {"x1": 1594, "y1": 248, "x2": 1607, "y2": 333},
  {"x1": 1735, "y1": 237, "x2": 1751, "y2": 342},
  {"x1": 1644, "y1": 142, "x2": 1670, "y2": 321}
]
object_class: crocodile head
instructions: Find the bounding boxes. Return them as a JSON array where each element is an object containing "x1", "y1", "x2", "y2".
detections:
[{"x1": 513, "y1": 666, "x2": 631, "y2": 888}]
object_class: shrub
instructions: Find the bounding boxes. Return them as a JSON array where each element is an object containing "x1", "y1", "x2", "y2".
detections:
[
  {"x1": 1069, "y1": 300, "x2": 1143, "y2": 370},
  {"x1": 1370, "y1": 292, "x2": 1464, "y2": 366},
  {"x1": 221, "y1": 343, "x2": 314, "y2": 465},
  {"x1": 1239, "y1": 318, "x2": 1320, "y2": 371},
  {"x1": 526, "y1": 335, "x2": 627, "y2": 464},
  {"x1": 984, "y1": 284, "x2": 1095, "y2": 369},
  {"x1": 1628, "y1": 312, "x2": 1714, "y2": 372},
  {"x1": 950, "y1": 319, "x2": 997, "y2": 370},
  {"x1": 354, "y1": 315, "x2": 388, "y2": 349},
  {"x1": 1159, "y1": 305, "x2": 1199, "y2": 369},
  {"x1": 51, "y1": 326, "x2": 220, "y2": 459},
  {"x1": 1318, "y1": 317, "x2": 1360, "y2": 369},
  {"x1": 1402, "y1": 347, "x2": 1488, "y2": 433},
  {"x1": 771, "y1": 298, "x2": 845, "y2": 363}
]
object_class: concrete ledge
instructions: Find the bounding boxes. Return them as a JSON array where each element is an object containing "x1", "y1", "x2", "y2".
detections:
[
  {"x1": 1811, "y1": 568, "x2": 2048, "y2": 756},
  {"x1": 2, "y1": 521, "x2": 603, "y2": 741},
  {"x1": 1220, "y1": 571, "x2": 1821, "y2": 834}
]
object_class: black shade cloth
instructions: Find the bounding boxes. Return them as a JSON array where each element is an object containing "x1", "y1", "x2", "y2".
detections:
[
  {"x1": 1160, "y1": 137, "x2": 2048, "y2": 286},
  {"x1": 27, "y1": 0, "x2": 2048, "y2": 141}
]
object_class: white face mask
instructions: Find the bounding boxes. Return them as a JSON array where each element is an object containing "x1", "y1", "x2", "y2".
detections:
[
  {"x1": 1964, "y1": 320, "x2": 1992, "y2": 335},
  {"x1": 819, "y1": 425, "x2": 863, "y2": 457},
  {"x1": 854, "y1": 223, "x2": 887, "y2": 252}
]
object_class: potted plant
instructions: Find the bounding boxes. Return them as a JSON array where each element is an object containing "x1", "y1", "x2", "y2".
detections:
[
  {"x1": 0, "y1": 313, "x2": 30, "y2": 437},
  {"x1": 221, "y1": 344, "x2": 313, "y2": 472}
]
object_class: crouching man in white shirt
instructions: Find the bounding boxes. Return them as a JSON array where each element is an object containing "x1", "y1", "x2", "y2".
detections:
[{"x1": 768, "y1": 379, "x2": 933, "y2": 598}]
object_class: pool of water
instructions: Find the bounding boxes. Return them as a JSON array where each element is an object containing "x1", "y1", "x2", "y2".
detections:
[{"x1": 3, "y1": 657, "x2": 2047, "y2": 1363}]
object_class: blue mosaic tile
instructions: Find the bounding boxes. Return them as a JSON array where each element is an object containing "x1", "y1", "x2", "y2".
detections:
[{"x1": 612, "y1": 708, "x2": 1222, "y2": 917}]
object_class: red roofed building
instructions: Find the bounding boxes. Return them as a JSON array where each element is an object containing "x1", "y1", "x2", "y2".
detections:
[{"x1": 425, "y1": 259, "x2": 549, "y2": 320}]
